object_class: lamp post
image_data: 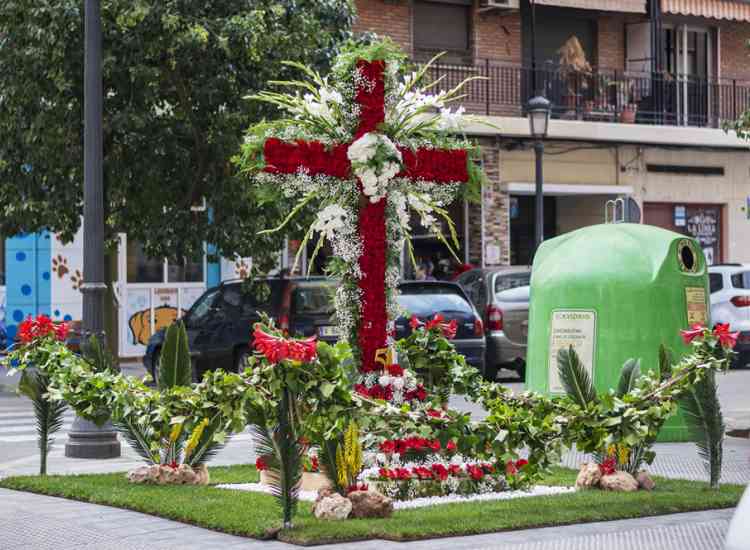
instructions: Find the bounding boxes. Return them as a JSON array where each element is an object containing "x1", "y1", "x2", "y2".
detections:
[
  {"x1": 527, "y1": 95, "x2": 551, "y2": 256},
  {"x1": 65, "y1": 0, "x2": 121, "y2": 459}
]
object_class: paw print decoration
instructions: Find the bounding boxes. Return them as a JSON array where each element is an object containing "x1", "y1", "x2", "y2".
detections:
[
  {"x1": 71, "y1": 270, "x2": 84, "y2": 291},
  {"x1": 235, "y1": 259, "x2": 250, "y2": 279},
  {"x1": 52, "y1": 255, "x2": 69, "y2": 278}
]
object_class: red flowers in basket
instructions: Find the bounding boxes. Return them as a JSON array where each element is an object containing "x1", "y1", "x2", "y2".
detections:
[
  {"x1": 379, "y1": 436, "x2": 442, "y2": 456},
  {"x1": 252, "y1": 325, "x2": 317, "y2": 364},
  {"x1": 680, "y1": 323, "x2": 738, "y2": 349},
  {"x1": 409, "y1": 314, "x2": 458, "y2": 340},
  {"x1": 18, "y1": 314, "x2": 69, "y2": 344}
]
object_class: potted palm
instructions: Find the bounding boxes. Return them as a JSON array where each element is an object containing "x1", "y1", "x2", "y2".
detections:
[{"x1": 557, "y1": 36, "x2": 592, "y2": 113}]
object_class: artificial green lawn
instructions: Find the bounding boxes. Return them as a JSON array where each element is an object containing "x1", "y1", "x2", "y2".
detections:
[{"x1": 0, "y1": 465, "x2": 743, "y2": 545}]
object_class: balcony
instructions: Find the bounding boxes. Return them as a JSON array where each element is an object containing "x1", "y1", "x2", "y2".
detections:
[{"x1": 421, "y1": 59, "x2": 750, "y2": 129}]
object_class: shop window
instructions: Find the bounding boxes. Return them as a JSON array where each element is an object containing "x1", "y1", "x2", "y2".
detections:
[
  {"x1": 413, "y1": 0, "x2": 471, "y2": 64},
  {"x1": 127, "y1": 240, "x2": 204, "y2": 284}
]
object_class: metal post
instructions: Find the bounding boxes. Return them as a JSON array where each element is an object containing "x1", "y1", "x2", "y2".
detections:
[
  {"x1": 534, "y1": 140, "x2": 544, "y2": 254},
  {"x1": 65, "y1": 0, "x2": 121, "y2": 459},
  {"x1": 530, "y1": 0, "x2": 538, "y2": 95}
]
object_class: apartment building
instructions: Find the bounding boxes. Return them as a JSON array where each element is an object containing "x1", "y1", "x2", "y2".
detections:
[{"x1": 354, "y1": 0, "x2": 750, "y2": 265}]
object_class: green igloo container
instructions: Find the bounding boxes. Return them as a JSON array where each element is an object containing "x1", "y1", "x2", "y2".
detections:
[{"x1": 526, "y1": 223, "x2": 710, "y2": 442}]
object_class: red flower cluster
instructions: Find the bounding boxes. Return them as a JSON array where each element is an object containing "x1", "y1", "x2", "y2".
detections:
[
  {"x1": 426, "y1": 409, "x2": 443, "y2": 418},
  {"x1": 386, "y1": 363, "x2": 403, "y2": 376},
  {"x1": 354, "y1": 59, "x2": 386, "y2": 137},
  {"x1": 18, "y1": 315, "x2": 68, "y2": 344},
  {"x1": 262, "y1": 138, "x2": 351, "y2": 179},
  {"x1": 409, "y1": 314, "x2": 458, "y2": 340},
  {"x1": 355, "y1": 382, "x2": 393, "y2": 401},
  {"x1": 379, "y1": 437, "x2": 441, "y2": 455},
  {"x1": 378, "y1": 463, "x2": 492, "y2": 482},
  {"x1": 252, "y1": 326, "x2": 317, "y2": 364},
  {"x1": 347, "y1": 483, "x2": 369, "y2": 494},
  {"x1": 505, "y1": 458, "x2": 529, "y2": 476},
  {"x1": 255, "y1": 456, "x2": 269, "y2": 472},
  {"x1": 681, "y1": 323, "x2": 739, "y2": 348},
  {"x1": 598, "y1": 456, "x2": 617, "y2": 476},
  {"x1": 399, "y1": 146, "x2": 469, "y2": 184}
]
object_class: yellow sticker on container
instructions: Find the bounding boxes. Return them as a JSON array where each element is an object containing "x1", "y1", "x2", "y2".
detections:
[{"x1": 685, "y1": 287, "x2": 708, "y2": 326}]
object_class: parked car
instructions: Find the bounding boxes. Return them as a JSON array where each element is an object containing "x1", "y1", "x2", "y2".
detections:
[
  {"x1": 709, "y1": 263, "x2": 750, "y2": 367},
  {"x1": 143, "y1": 277, "x2": 337, "y2": 382},
  {"x1": 725, "y1": 484, "x2": 750, "y2": 550},
  {"x1": 395, "y1": 280, "x2": 486, "y2": 372},
  {"x1": 457, "y1": 267, "x2": 531, "y2": 381}
]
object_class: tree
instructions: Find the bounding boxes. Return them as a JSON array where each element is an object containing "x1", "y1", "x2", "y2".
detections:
[{"x1": 0, "y1": 0, "x2": 354, "y2": 270}]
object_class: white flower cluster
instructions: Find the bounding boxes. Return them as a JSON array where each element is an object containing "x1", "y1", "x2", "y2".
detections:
[
  {"x1": 311, "y1": 204, "x2": 347, "y2": 241},
  {"x1": 437, "y1": 106, "x2": 466, "y2": 131},
  {"x1": 347, "y1": 132, "x2": 402, "y2": 203}
]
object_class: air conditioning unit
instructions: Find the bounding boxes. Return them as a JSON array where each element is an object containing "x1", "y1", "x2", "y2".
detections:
[{"x1": 479, "y1": 0, "x2": 520, "y2": 12}]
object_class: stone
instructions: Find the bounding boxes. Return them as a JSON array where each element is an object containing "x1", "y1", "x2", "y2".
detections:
[
  {"x1": 575, "y1": 462, "x2": 602, "y2": 489},
  {"x1": 600, "y1": 471, "x2": 639, "y2": 492},
  {"x1": 348, "y1": 490, "x2": 393, "y2": 519},
  {"x1": 301, "y1": 472, "x2": 332, "y2": 492},
  {"x1": 126, "y1": 463, "x2": 208, "y2": 485},
  {"x1": 636, "y1": 470, "x2": 655, "y2": 491},
  {"x1": 126, "y1": 465, "x2": 152, "y2": 484},
  {"x1": 313, "y1": 493, "x2": 352, "y2": 520},
  {"x1": 315, "y1": 487, "x2": 335, "y2": 504}
]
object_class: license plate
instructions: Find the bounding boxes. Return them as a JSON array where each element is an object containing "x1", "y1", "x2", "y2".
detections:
[{"x1": 318, "y1": 326, "x2": 341, "y2": 338}]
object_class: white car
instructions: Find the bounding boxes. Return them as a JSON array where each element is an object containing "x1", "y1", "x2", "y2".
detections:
[
  {"x1": 708, "y1": 263, "x2": 750, "y2": 367},
  {"x1": 726, "y1": 485, "x2": 750, "y2": 550}
]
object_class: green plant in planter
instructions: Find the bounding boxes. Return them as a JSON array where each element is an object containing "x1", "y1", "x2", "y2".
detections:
[{"x1": 2, "y1": 315, "x2": 74, "y2": 475}]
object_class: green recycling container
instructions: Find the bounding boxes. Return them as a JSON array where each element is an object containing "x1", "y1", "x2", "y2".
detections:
[{"x1": 526, "y1": 223, "x2": 710, "y2": 442}]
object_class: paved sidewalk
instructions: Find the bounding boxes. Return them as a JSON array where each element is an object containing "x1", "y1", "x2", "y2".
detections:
[{"x1": 0, "y1": 487, "x2": 735, "y2": 550}]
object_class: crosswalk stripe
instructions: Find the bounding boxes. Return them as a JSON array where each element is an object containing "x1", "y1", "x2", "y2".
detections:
[
  {"x1": 0, "y1": 414, "x2": 75, "y2": 422},
  {"x1": 0, "y1": 424, "x2": 74, "y2": 433}
]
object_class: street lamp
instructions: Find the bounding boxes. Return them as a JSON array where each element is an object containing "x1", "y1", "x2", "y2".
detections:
[
  {"x1": 527, "y1": 95, "x2": 551, "y2": 256},
  {"x1": 65, "y1": 0, "x2": 121, "y2": 459}
]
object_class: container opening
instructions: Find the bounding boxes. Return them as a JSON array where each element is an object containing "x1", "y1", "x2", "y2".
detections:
[{"x1": 677, "y1": 240, "x2": 698, "y2": 273}]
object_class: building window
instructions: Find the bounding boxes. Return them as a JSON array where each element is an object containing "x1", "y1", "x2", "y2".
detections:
[
  {"x1": 0, "y1": 237, "x2": 5, "y2": 286},
  {"x1": 127, "y1": 240, "x2": 204, "y2": 284},
  {"x1": 413, "y1": 0, "x2": 472, "y2": 64}
]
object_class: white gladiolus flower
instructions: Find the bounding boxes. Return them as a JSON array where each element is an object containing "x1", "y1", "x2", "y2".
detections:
[
  {"x1": 312, "y1": 204, "x2": 348, "y2": 240},
  {"x1": 319, "y1": 87, "x2": 343, "y2": 105},
  {"x1": 437, "y1": 106, "x2": 466, "y2": 131},
  {"x1": 379, "y1": 375, "x2": 392, "y2": 387}
]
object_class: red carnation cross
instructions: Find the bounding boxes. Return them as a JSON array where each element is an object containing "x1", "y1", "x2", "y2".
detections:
[{"x1": 261, "y1": 59, "x2": 469, "y2": 376}]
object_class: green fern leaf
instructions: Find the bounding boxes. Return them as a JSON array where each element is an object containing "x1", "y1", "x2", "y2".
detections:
[
  {"x1": 558, "y1": 346, "x2": 597, "y2": 407},
  {"x1": 113, "y1": 417, "x2": 157, "y2": 464},
  {"x1": 616, "y1": 358, "x2": 641, "y2": 397},
  {"x1": 158, "y1": 321, "x2": 192, "y2": 389},
  {"x1": 659, "y1": 344, "x2": 674, "y2": 381},
  {"x1": 679, "y1": 370, "x2": 724, "y2": 488}
]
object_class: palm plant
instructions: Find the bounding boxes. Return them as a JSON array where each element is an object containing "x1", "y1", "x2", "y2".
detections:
[
  {"x1": 18, "y1": 368, "x2": 67, "y2": 475},
  {"x1": 557, "y1": 347, "x2": 654, "y2": 474},
  {"x1": 249, "y1": 389, "x2": 303, "y2": 529},
  {"x1": 660, "y1": 345, "x2": 724, "y2": 488}
]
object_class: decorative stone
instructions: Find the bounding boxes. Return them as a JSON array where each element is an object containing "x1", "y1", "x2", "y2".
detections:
[
  {"x1": 575, "y1": 462, "x2": 602, "y2": 489},
  {"x1": 313, "y1": 493, "x2": 352, "y2": 520},
  {"x1": 301, "y1": 472, "x2": 331, "y2": 492},
  {"x1": 600, "y1": 471, "x2": 639, "y2": 492},
  {"x1": 126, "y1": 463, "x2": 209, "y2": 485},
  {"x1": 636, "y1": 470, "x2": 655, "y2": 491},
  {"x1": 348, "y1": 490, "x2": 393, "y2": 518}
]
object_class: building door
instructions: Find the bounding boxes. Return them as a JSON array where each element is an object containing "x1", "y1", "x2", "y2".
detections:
[{"x1": 644, "y1": 203, "x2": 722, "y2": 264}]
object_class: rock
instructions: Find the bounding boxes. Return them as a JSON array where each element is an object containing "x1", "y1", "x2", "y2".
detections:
[
  {"x1": 126, "y1": 465, "x2": 152, "y2": 484},
  {"x1": 348, "y1": 490, "x2": 393, "y2": 519},
  {"x1": 126, "y1": 463, "x2": 208, "y2": 485},
  {"x1": 313, "y1": 493, "x2": 352, "y2": 520},
  {"x1": 193, "y1": 464, "x2": 210, "y2": 485},
  {"x1": 636, "y1": 470, "x2": 655, "y2": 491},
  {"x1": 600, "y1": 471, "x2": 639, "y2": 492},
  {"x1": 575, "y1": 462, "x2": 602, "y2": 489},
  {"x1": 315, "y1": 487, "x2": 335, "y2": 505}
]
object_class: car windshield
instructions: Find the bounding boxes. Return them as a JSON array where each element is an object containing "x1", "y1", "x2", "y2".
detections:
[
  {"x1": 731, "y1": 271, "x2": 750, "y2": 289},
  {"x1": 495, "y1": 285, "x2": 530, "y2": 303},
  {"x1": 398, "y1": 285, "x2": 473, "y2": 316},
  {"x1": 293, "y1": 284, "x2": 335, "y2": 315},
  {"x1": 184, "y1": 288, "x2": 221, "y2": 326},
  {"x1": 494, "y1": 272, "x2": 530, "y2": 294}
]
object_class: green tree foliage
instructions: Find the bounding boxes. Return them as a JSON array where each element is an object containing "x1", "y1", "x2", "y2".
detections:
[{"x1": 0, "y1": 0, "x2": 354, "y2": 268}]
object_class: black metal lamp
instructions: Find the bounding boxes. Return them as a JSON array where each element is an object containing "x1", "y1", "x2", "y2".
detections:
[{"x1": 527, "y1": 95, "x2": 551, "y2": 256}]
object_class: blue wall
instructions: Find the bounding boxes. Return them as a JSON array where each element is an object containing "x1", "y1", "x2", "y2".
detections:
[{"x1": 4, "y1": 232, "x2": 52, "y2": 342}]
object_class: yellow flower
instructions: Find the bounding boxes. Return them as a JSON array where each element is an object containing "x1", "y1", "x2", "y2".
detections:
[
  {"x1": 169, "y1": 422, "x2": 183, "y2": 443},
  {"x1": 618, "y1": 445, "x2": 630, "y2": 465},
  {"x1": 184, "y1": 418, "x2": 210, "y2": 459}
]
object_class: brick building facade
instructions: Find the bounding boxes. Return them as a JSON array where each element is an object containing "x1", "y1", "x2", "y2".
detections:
[{"x1": 352, "y1": 0, "x2": 750, "y2": 267}]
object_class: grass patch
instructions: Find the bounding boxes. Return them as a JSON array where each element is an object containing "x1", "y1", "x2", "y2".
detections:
[{"x1": 0, "y1": 465, "x2": 742, "y2": 546}]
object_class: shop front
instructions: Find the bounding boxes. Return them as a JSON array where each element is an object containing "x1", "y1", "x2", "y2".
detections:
[{"x1": 643, "y1": 203, "x2": 723, "y2": 265}]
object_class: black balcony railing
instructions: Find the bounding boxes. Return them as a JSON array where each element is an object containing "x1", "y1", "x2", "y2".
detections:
[{"x1": 421, "y1": 59, "x2": 750, "y2": 128}]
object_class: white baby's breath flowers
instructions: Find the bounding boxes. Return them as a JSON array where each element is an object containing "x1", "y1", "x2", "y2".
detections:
[{"x1": 312, "y1": 204, "x2": 348, "y2": 241}]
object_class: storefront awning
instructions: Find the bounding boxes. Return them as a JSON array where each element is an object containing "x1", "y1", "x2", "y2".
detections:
[
  {"x1": 504, "y1": 182, "x2": 634, "y2": 196},
  {"x1": 534, "y1": 0, "x2": 647, "y2": 13},
  {"x1": 662, "y1": 0, "x2": 750, "y2": 22}
]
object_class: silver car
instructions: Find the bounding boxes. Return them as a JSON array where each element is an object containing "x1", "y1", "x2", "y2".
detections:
[{"x1": 457, "y1": 267, "x2": 530, "y2": 381}]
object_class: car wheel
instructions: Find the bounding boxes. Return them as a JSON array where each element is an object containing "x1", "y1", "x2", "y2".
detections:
[
  {"x1": 235, "y1": 348, "x2": 251, "y2": 373},
  {"x1": 514, "y1": 359, "x2": 526, "y2": 381},
  {"x1": 482, "y1": 362, "x2": 499, "y2": 382}
]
